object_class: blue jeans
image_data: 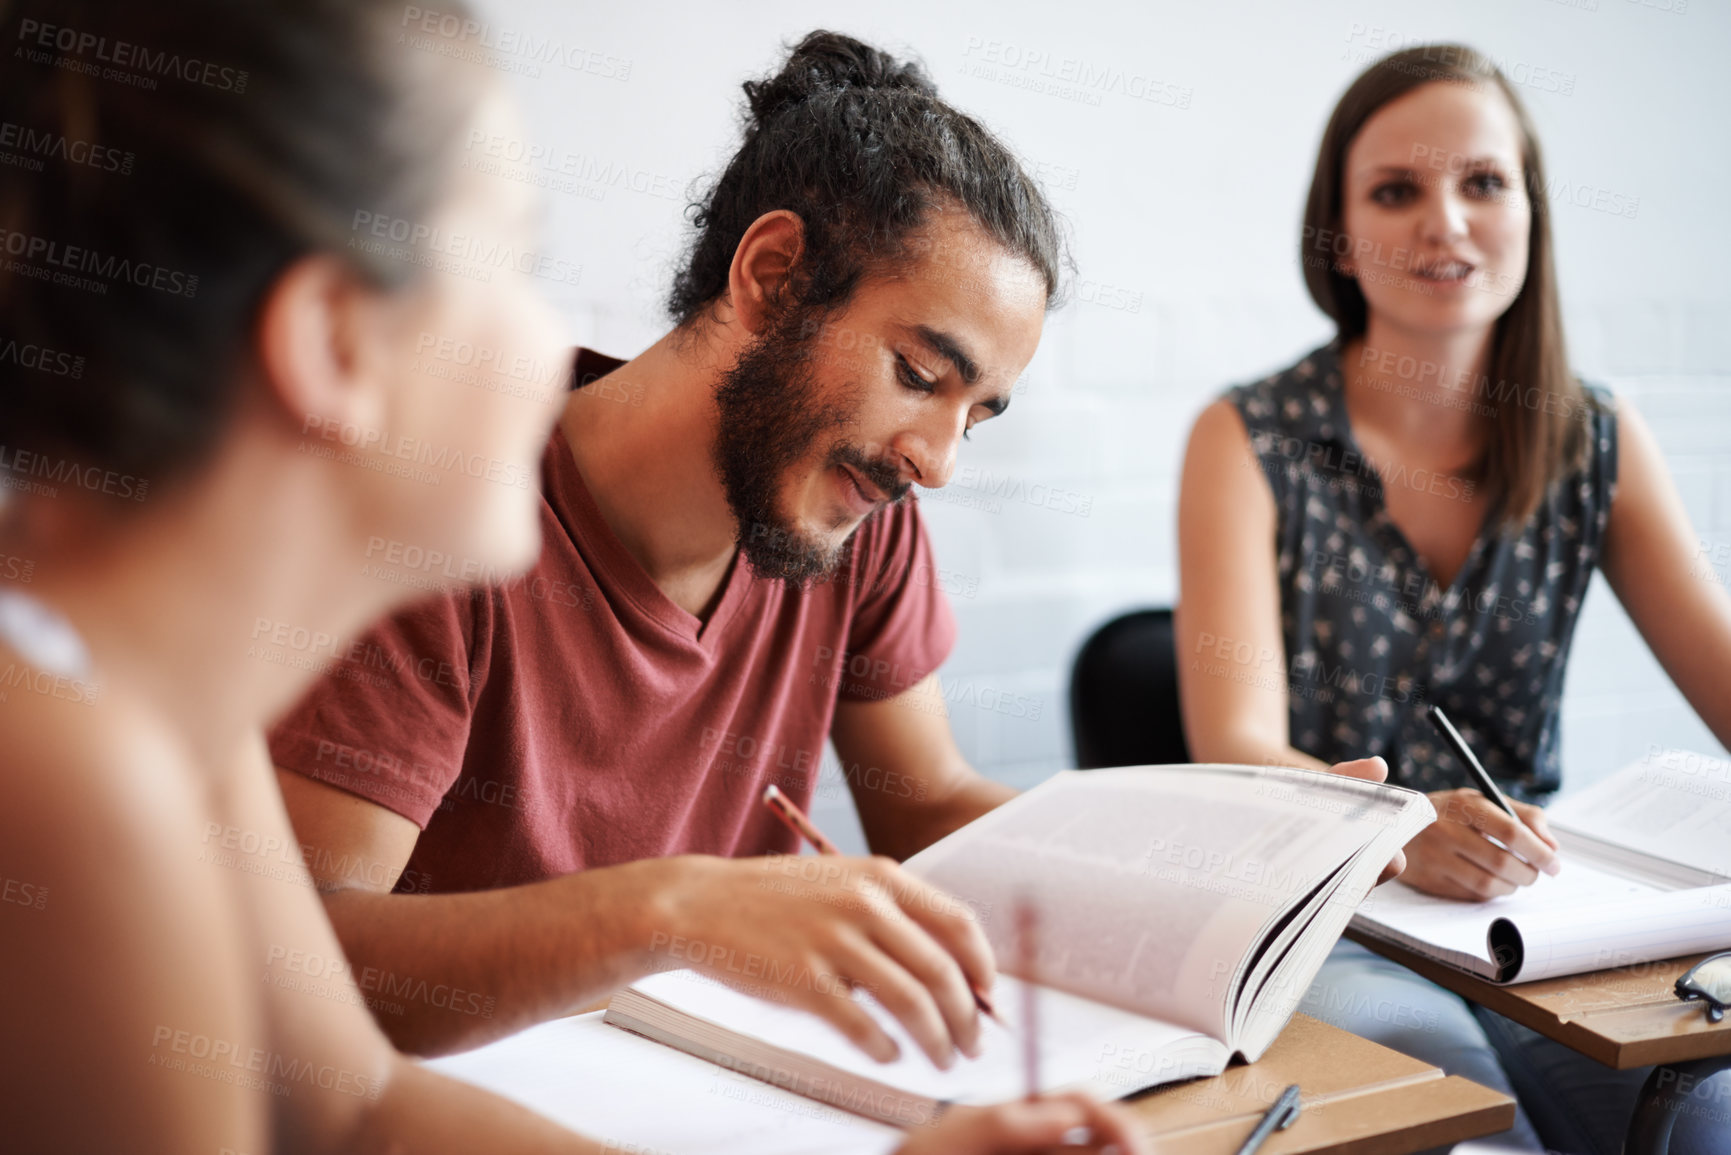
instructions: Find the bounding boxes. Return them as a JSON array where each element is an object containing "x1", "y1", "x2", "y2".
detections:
[{"x1": 1301, "y1": 940, "x2": 1651, "y2": 1153}]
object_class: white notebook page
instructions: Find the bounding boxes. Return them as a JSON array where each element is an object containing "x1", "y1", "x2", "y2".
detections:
[
  {"x1": 428, "y1": 1011, "x2": 904, "y2": 1155},
  {"x1": 1355, "y1": 855, "x2": 1731, "y2": 981}
]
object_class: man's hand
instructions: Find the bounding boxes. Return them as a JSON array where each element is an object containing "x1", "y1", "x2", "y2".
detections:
[
  {"x1": 1326, "y1": 756, "x2": 1408, "y2": 884},
  {"x1": 1399, "y1": 789, "x2": 1561, "y2": 901},
  {"x1": 894, "y1": 1091, "x2": 1151, "y2": 1155},
  {"x1": 633, "y1": 854, "x2": 995, "y2": 1069}
]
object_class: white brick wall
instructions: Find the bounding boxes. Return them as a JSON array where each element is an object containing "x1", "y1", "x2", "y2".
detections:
[{"x1": 478, "y1": 0, "x2": 1730, "y2": 845}]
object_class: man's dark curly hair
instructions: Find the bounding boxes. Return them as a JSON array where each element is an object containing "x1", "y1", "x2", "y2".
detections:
[{"x1": 667, "y1": 30, "x2": 1066, "y2": 326}]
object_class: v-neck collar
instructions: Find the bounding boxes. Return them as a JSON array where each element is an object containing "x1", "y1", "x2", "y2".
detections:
[
  {"x1": 1313, "y1": 341, "x2": 1502, "y2": 609},
  {"x1": 543, "y1": 396, "x2": 753, "y2": 655}
]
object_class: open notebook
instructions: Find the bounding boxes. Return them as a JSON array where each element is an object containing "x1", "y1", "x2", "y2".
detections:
[
  {"x1": 604, "y1": 765, "x2": 1434, "y2": 1125},
  {"x1": 1352, "y1": 748, "x2": 1731, "y2": 983}
]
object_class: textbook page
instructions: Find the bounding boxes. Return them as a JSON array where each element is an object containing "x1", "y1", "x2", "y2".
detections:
[
  {"x1": 904, "y1": 766, "x2": 1421, "y2": 1039},
  {"x1": 624, "y1": 967, "x2": 1223, "y2": 1106},
  {"x1": 1548, "y1": 748, "x2": 1731, "y2": 879}
]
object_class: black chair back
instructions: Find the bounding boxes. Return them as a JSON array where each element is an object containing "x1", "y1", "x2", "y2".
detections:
[{"x1": 1069, "y1": 608, "x2": 1191, "y2": 769}]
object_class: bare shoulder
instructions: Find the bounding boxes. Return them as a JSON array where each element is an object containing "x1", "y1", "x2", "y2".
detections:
[
  {"x1": 0, "y1": 662, "x2": 195, "y2": 860},
  {"x1": 0, "y1": 661, "x2": 266, "y2": 1150},
  {"x1": 1606, "y1": 394, "x2": 1664, "y2": 492},
  {"x1": 1184, "y1": 397, "x2": 1255, "y2": 466},
  {"x1": 1180, "y1": 398, "x2": 1271, "y2": 521}
]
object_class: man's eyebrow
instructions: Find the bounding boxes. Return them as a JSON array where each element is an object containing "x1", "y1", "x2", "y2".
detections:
[
  {"x1": 914, "y1": 325, "x2": 983, "y2": 385},
  {"x1": 910, "y1": 324, "x2": 1010, "y2": 417}
]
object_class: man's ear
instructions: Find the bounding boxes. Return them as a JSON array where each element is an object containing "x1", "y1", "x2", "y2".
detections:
[
  {"x1": 726, "y1": 210, "x2": 805, "y2": 335},
  {"x1": 254, "y1": 255, "x2": 388, "y2": 443}
]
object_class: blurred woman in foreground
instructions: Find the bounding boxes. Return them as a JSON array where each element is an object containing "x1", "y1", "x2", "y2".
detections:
[{"x1": 0, "y1": 1, "x2": 1143, "y2": 1151}]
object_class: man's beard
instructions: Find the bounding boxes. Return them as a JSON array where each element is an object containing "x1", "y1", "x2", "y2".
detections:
[{"x1": 712, "y1": 309, "x2": 910, "y2": 588}]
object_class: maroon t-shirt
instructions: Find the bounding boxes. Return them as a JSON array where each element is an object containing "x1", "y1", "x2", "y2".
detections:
[{"x1": 269, "y1": 349, "x2": 956, "y2": 894}]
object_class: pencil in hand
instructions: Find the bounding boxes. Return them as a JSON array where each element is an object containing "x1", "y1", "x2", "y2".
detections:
[
  {"x1": 759, "y1": 784, "x2": 1008, "y2": 1028},
  {"x1": 762, "y1": 783, "x2": 841, "y2": 855}
]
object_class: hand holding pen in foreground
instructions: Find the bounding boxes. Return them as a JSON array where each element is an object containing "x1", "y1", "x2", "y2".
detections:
[
  {"x1": 764, "y1": 785, "x2": 1006, "y2": 1027},
  {"x1": 636, "y1": 784, "x2": 991, "y2": 1070},
  {"x1": 893, "y1": 1092, "x2": 1151, "y2": 1155}
]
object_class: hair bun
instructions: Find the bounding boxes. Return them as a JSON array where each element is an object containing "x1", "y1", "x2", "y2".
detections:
[{"x1": 743, "y1": 30, "x2": 934, "y2": 124}]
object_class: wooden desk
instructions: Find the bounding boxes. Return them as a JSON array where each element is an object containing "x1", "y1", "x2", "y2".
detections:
[
  {"x1": 1125, "y1": 1013, "x2": 1513, "y2": 1154},
  {"x1": 1347, "y1": 933, "x2": 1731, "y2": 1069},
  {"x1": 551, "y1": 1003, "x2": 1513, "y2": 1154}
]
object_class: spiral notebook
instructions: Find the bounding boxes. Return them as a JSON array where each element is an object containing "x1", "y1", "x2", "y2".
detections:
[{"x1": 1353, "y1": 748, "x2": 1731, "y2": 983}]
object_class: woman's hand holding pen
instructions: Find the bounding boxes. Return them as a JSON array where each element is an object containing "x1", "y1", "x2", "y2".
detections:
[{"x1": 1401, "y1": 790, "x2": 1562, "y2": 901}]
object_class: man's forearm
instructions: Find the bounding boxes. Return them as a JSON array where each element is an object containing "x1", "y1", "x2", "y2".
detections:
[
  {"x1": 864, "y1": 768, "x2": 1017, "y2": 861},
  {"x1": 318, "y1": 860, "x2": 662, "y2": 1057}
]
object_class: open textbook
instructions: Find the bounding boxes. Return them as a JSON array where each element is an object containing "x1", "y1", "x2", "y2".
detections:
[
  {"x1": 1352, "y1": 748, "x2": 1731, "y2": 983},
  {"x1": 604, "y1": 765, "x2": 1434, "y2": 1125}
]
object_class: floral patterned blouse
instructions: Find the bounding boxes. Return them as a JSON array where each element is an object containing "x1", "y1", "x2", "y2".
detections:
[{"x1": 1223, "y1": 340, "x2": 1618, "y2": 801}]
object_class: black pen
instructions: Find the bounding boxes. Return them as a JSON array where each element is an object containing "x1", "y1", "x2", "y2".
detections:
[
  {"x1": 1427, "y1": 704, "x2": 1560, "y2": 877},
  {"x1": 1235, "y1": 1083, "x2": 1301, "y2": 1155},
  {"x1": 1426, "y1": 704, "x2": 1515, "y2": 817}
]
